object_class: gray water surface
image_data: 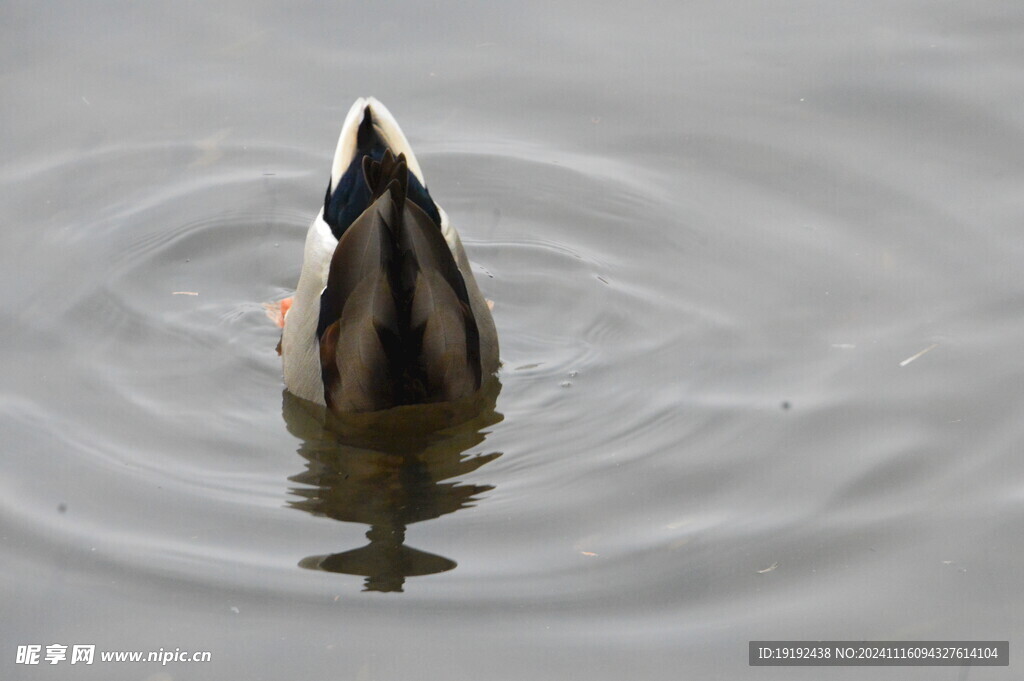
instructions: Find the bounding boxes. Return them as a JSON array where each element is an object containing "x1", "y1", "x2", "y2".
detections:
[{"x1": 3, "y1": 1, "x2": 1024, "y2": 679}]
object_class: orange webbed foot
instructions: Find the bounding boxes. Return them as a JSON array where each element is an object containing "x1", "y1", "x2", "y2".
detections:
[{"x1": 263, "y1": 296, "x2": 293, "y2": 329}]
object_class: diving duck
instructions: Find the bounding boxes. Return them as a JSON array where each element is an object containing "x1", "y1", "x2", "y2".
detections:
[{"x1": 278, "y1": 98, "x2": 499, "y2": 414}]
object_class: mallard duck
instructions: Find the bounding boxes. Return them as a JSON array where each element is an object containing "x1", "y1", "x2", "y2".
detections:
[{"x1": 278, "y1": 97, "x2": 499, "y2": 414}]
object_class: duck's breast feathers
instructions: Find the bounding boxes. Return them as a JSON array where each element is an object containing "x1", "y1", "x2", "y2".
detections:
[{"x1": 324, "y1": 99, "x2": 440, "y2": 241}]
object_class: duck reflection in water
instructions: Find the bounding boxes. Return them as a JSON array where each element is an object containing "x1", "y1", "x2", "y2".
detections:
[{"x1": 280, "y1": 378, "x2": 502, "y2": 592}]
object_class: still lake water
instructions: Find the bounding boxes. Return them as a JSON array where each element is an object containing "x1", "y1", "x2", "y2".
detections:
[{"x1": 3, "y1": 1, "x2": 1024, "y2": 679}]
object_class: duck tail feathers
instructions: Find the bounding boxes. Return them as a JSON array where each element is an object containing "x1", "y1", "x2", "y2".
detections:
[{"x1": 362, "y1": 149, "x2": 409, "y2": 206}]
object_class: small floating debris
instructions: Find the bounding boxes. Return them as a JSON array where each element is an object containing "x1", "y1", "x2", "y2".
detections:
[
  {"x1": 580, "y1": 551, "x2": 597, "y2": 557},
  {"x1": 899, "y1": 343, "x2": 938, "y2": 367},
  {"x1": 191, "y1": 128, "x2": 232, "y2": 167},
  {"x1": 596, "y1": 275, "x2": 609, "y2": 284},
  {"x1": 229, "y1": 606, "x2": 240, "y2": 614},
  {"x1": 560, "y1": 381, "x2": 572, "y2": 388},
  {"x1": 515, "y1": 363, "x2": 541, "y2": 371},
  {"x1": 172, "y1": 291, "x2": 199, "y2": 296},
  {"x1": 757, "y1": 562, "x2": 779, "y2": 574}
]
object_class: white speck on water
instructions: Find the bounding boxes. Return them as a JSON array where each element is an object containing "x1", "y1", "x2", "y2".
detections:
[{"x1": 899, "y1": 343, "x2": 938, "y2": 367}]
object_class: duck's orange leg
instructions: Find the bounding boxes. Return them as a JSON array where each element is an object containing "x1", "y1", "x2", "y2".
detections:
[{"x1": 263, "y1": 297, "x2": 293, "y2": 329}]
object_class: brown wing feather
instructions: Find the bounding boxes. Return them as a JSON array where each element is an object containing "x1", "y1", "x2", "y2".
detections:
[
  {"x1": 319, "y1": 190, "x2": 402, "y2": 412},
  {"x1": 321, "y1": 274, "x2": 398, "y2": 412},
  {"x1": 409, "y1": 267, "x2": 479, "y2": 401},
  {"x1": 400, "y1": 201, "x2": 482, "y2": 399},
  {"x1": 319, "y1": 191, "x2": 397, "y2": 335}
]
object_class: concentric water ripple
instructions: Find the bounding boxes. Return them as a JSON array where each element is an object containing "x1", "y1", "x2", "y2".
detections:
[{"x1": 1, "y1": 134, "x2": 718, "y2": 608}]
